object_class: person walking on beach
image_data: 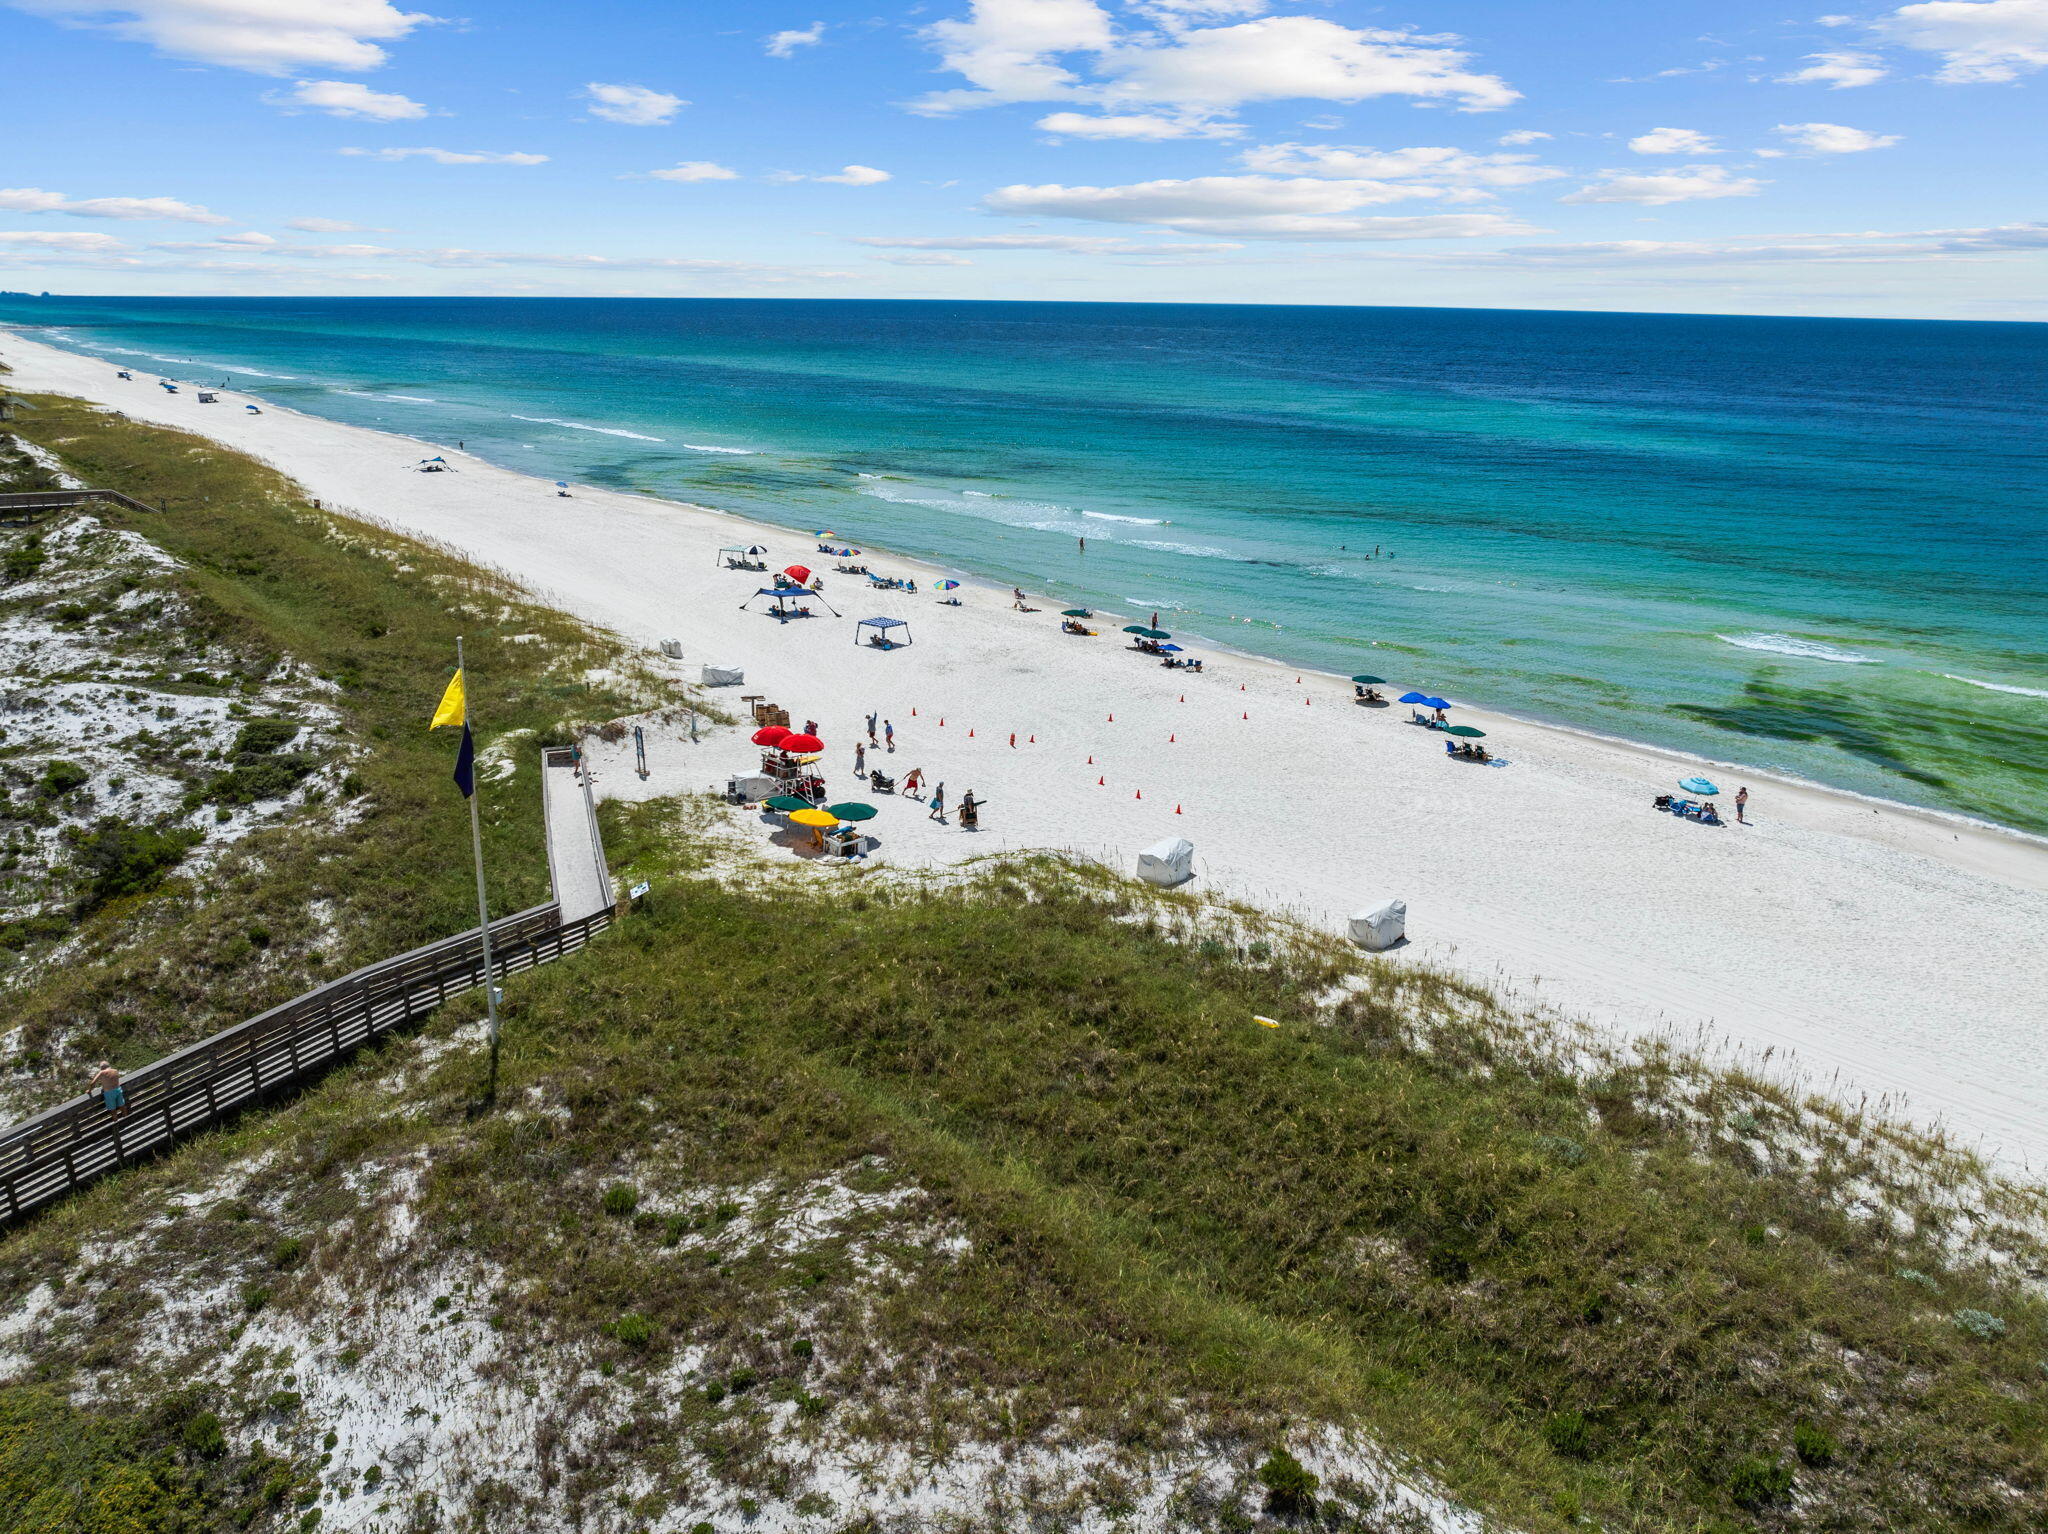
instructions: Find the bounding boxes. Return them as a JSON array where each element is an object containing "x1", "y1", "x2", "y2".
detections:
[
  {"x1": 91, "y1": 1061, "x2": 128, "y2": 1117},
  {"x1": 1735, "y1": 786, "x2": 1749, "y2": 824},
  {"x1": 928, "y1": 783, "x2": 946, "y2": 821},
  {"x1": 884, "y1": 719, "x2": 895, "y2": 752},
  {"x1": 866, "y1": 712, "x2": 878, "y2": 744},
  {"x1": 902, "y1": 767, "x2": 925, "y2": 798},
  {"x1": 854, "y1": 741, "x2": 866, "y2": 776}
]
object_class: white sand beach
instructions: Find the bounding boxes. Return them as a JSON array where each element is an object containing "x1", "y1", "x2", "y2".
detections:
[{"x1": 9, "y1": 330, "x2": 2047, "y2": 1168}]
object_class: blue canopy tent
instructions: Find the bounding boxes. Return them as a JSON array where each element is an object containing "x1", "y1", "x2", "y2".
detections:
[
  {"x1": 856, "y1": 616, "x2": 912, "y2": 649},
  {"x1": 742, "y1": 586, "x2": 840, "y2": 619}
]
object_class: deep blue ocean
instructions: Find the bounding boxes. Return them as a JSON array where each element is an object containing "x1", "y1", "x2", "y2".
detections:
[{"x1": 4, "y1": 296, "x2": 2043, "y2": 832}]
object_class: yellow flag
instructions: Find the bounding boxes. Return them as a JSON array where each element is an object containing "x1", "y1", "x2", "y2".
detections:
[{"x1": 430, "y1": 669, "x2": 465, "y2": 730}]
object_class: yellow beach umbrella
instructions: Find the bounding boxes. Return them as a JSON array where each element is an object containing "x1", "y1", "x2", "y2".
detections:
[{"x1": 790, "y1": 807, "x2": 839, "y2": 828}]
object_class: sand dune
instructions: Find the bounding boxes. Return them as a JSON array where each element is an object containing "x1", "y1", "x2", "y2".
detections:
[{"x1": 8, "y1": 330, "x2": 2047, "y2": 1169}]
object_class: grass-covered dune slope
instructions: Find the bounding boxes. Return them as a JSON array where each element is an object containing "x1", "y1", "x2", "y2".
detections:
[{"x1": 0, "y1": 398, "x2": 2043, "y2": 1534}]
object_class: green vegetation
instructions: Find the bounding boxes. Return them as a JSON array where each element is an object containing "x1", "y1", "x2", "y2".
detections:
[
  {"x1": 0, "y1": 403, "x2": 2039, "y2": 1531},
  {"x1": 0, "y1": 396, "x2": 667, "y2": 1095}
]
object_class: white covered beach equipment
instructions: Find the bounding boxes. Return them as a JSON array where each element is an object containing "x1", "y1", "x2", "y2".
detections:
[
  {"x1": 1136, "y1": 837, "x2": 1195, "y2": 887},
  {"x1": 700, "y1": 663, "x2": 744, "y2": 687},
  {"x1": 1348, "y1": 899, "x2": 1406, "y2": 950}
]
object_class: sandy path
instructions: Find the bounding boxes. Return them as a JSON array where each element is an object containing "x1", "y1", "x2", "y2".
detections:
[{"x1": 8, "y1": 330, "x2": 2046, "y2": 1170}]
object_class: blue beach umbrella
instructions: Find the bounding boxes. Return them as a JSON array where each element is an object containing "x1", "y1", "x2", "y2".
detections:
[
  {"x1": 1420, "y1": 697, "x2": 1452, "y2": 711},
  {"x1": 1679, "y1": 776, "x2": 1721, "y2": 796},
  {"x1": 1398, "y1": 691, "x2": 1431, "y2": 705}
]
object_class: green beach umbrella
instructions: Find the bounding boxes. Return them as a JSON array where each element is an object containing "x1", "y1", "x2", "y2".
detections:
[
  {"x1": 1445, "y1": 725, "x2": 1486, "y2": 739},
  {"x1": 765, "y1": 794, "x2": 811, "y2": 811},
  {"x1": 1351, "y1": 674, "x2": 1387, "y2": 685},
  {"x1": 1062, "y1": 608, "x2": 1093, "y2": 617},
  {"x1": 1123, "y1": 625, "x2": 1172, "y2": 639},
  {"x1": 825, "y1": 802, "x2": 878, "y2": 822}
]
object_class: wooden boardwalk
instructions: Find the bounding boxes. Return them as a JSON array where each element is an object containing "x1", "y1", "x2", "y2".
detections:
[{"x1": 0, "y1": 750, "x2": 616, "y2": 1225}]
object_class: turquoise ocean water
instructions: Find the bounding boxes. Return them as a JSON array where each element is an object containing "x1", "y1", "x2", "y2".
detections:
[{"x1": 3, "y1": 296, "x2": 2043, "y2": 832}]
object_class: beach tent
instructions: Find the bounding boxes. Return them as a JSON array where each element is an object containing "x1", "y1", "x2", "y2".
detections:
[
  {"x1": 855, "y1": 616, "x2": 912, "y2": 648},
  {"x1": 1136, "y1": 837, "x2": 1195, "y2": 888},
  {"x1": 743, "y1": 587, "x2": 840, "y2": 617},
  {"x1": 715, "y1": 544, "x2": 760, "y2": 566},
  {"x1": 700, "y1": 664, "x2": 744, "y2": 686},
  {"x1": 1348, "y1": 899, "x2": 1407, "y2": 951}
]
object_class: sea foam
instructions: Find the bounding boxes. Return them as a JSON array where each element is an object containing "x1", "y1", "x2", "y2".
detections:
[
  {"x1": 1717, "y1": 633, "x2": 1880, "y2": 664},
  {"x1": 509, "y1": 414, "x2": 664, "y2": 442},
  {"x1": 1942, "y1": 674, "x2": 2048, "y2": 699}
]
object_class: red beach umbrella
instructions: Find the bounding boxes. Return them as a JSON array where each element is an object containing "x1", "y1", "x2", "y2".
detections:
[
  {"x1": 751, "y1": 725, "x2": 791, "y2": 747},
  {"x1": 779, "y1": 732, "x2": 824, "y2": 754},
  {"x1": 784, "y1": 564, "x2": 813, "y2": 584}
]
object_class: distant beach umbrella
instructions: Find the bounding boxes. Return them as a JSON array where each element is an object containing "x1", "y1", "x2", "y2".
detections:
[
  {"x1": 815, "y1": 530, "x2": 834, "y2": 538},
  {"x1": 1061, "y1": 608, "x2": 1093, "y2": 618},
  {"x1": 764, "y1": 795, "x2": 811, "y2": 812},
  {"x1": 747, "y1": 545, "x2": 767, "y2": 554},
  {"x1": 1351, "y1": 675, "x2": 1387, "y2": 685},
  {"x1": 1679, "y1": 776, "x2": 1721, "y2": 796},
  {"x1": 790, "y1": 807, "x2": 839, "y2": 828},
  {"x1": 1123, "y1": 625, "x2": 1172, "y2": 639},
  {"x1": 825, "y1": 802, "x2": 878, "y2": 822},
  {"x1": 1420, "y1": 697, "x2": 1452, "y2": 711},
  {"x1": 779, "y1": 733, "x2": 825, "y2": 755},
  {"x1": 555, "y1": 481, "x2": 569, "y2": 488},
  {"x1": 1446, "y1": 725, "x2": 1486, "y2": 738},
  {"x1": 1158, "y1": 644, "x2": 1184, "y2": 652},
  {"x1": 1398, "y1": 691, "x2": 1432, "y2": 705},
  {"x1": 784, "y1": 564, "x2": 813, "y2": 584},
  {"x1": 936, "y1": 579, "x2": 960, "y2": 590},
  {"x1": 751, "y1": 725, "x2": 792, "y2": 747}
]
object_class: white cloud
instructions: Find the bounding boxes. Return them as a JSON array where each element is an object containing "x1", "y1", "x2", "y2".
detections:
[
  {"x1": 1239, "y1": 142, "x2": 1565, "y2": 192},
  {"x1": 1560, "y1": 166, "x2": 1765, "y2": 205},
  {"x1": 765, "y1": 21, "x2": 825, "y2": 56},
  {"x1": 850, "y1": 234, "x2": 1243, "y2": 251},
  {"x1": 1498, "y1": 129, "x2": 1550, "y2": 145},
  {"x1": 274, "y1": 78, "x2": 428, "y2": 120},
  {"x1": 0, "y1": 186, "x2": 232, "y2": 223},
  {"x1": 0, "y1": 230, "x2": 128, "y2": 250},
  {"x1": 1035, "y1": 110, "x2": 1243, "y2": 138},
  {"x1": 284, "y1": 216, "x2": 384, "y2": 232},
  {"x1": 644, "y1": 161, "x2": 740, "y2": 183},
  {"x1": 868, "y1": 252, "x2": 974, "y2": 265},
  {"x1": 1776, "y1": 50, "x2": 1890, "y2": 86},
  {"x1": 1875, "y1": 0, "x2": 2048, "y2": 82},
  {"x1": 769, "y1": 165, "x2": 893, "y2": 185},
  {"x1": 339, "y1": 147, "x2": 548, "y2": 165},
  {"x1": 1774, "y1": 120, "x2": 1902, "y2": 151},
  {"x1": 912, "y1": 3, "x2": 1516, "y2": 119},
  {"x1": 1627, "y1": 126, "x2": 1720, "y2": 154},
  {"x1": 981, "y1": 175, "x2": 1535, "y2": 238},
  {"x1": 583, "y1": 82, "x2": 686, "y2": 126},
  {"x1": 1469, "y1": 221, "x2": 2048, "y2": 265},
  {"x1": 10, "y1": 0, "x2": 436, "y2": 75}
]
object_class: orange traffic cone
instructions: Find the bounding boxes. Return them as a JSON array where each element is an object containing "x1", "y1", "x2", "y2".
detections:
[
  {"x1": 1178, "y1": 694, "x2": 1185, "y2": 702},
  {"x1": 1134, "y1": 789, "x2": 1142, "y2": 799},
  {"x1": 1108, "y1": 713, "x2": 1115, "y2": 722},
  {"x1": 1168, "y1": 733, "x2": 1176, "y2": 743},
  {"x1": 1097, "y1": 776, "x2": 1105, "y2": 785},
  {"x1": 1242, "y1": 711, "x2": 1248, "y2": 720},
  {"x1": 1174, "y1": 804, "x2": 1182, "y2": 814}
]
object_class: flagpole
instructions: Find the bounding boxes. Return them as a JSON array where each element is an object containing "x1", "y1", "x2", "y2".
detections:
[{"x1": 457, "y1": 635, "x2": 503, "y2": 1105}]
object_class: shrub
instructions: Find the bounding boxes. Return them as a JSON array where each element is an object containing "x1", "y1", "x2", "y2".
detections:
[
  {"x1": 232, "y1": 717, "x2": 303, "y2": 757},
  {"x1": 209, "y1": 753, "x2": 315, "y2": 805},
  {"x1": 1793, "y1": 1421, "x2": 1838, "y2": 1467},
  {"x1": 727, "y1": 1366, "x2": 758, "y2": 1394},
  {"x1": 791, "y1": 1338, "x2": 814, "y2": 1359},
  {"x1": 72, "y1": 819, "x2": 201, "y2": 909},
  {"x1": 1727, "y1": 1455, "x2": 1793, "y2": 1508},
  {"x1": 4, "y1": 536, "x2": 46, "y2": 582},
  {"x1": 37, "y1": 760, "x2": 88, "y2": 798},
  {"x1": 181, "y1": 1409, "x2": 227, "y2": 1458},
  {"x1": 264, "y1": 1390, "x2": 303, "y2": 1415},
  {"x1": 1256, "y1": 1448, "x2": 1319, "y2": 1516},
  {"x1": 1954, "y1": 1309, "x2": 2008, "y2": 1339},
  {"x1": 240, "y1": 1284, "x2": 271, "y2": 1315},
  {"x1": 270, "y1": 1237, "x2": 303, "y2": 1271},
  {"x1": 600, "y1": 1183, "x2": 639, "y2": 1218},
  {"x1": 1543, "y1": 1411, "x2": 1590, "y2": 1458},
  {"x1": 609, "y1": 1313, "x2": 653, "y2": 1349}
]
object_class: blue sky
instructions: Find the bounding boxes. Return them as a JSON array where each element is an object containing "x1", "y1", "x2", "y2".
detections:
[{"x1": 3, "y1": 0, "x2": 2043, "y2": 317}]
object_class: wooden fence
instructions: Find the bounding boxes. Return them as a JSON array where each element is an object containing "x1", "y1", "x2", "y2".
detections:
[
  {"x1": 0, "y1": 899, "x2": 615, "y2": 1225},
  {"x1": 0, "y1": 489, "x2": 166, "y2": 520}
]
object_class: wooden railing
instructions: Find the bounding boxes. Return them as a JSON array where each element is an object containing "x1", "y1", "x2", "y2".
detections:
[
  {"x1": 0, "y1": 899, "x2": 615, "y2": 1224},
  {"x1": 0, "y1": 489, "x2": 165, "y2": 519}
]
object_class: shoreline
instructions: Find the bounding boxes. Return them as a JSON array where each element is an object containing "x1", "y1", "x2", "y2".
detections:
[{"x1": 7, "y1": 326, "x2": 2048, "y2": 1171}]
